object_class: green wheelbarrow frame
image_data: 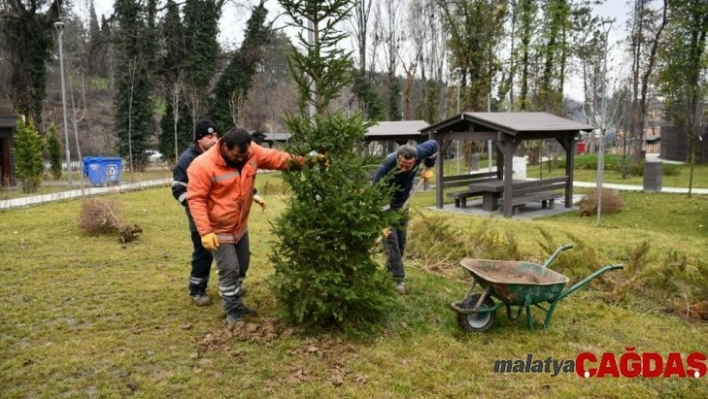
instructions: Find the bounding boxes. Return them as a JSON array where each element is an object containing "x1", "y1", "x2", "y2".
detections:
[{"x1": 449, "y1": 244, "x2": 624, "y2": 332}]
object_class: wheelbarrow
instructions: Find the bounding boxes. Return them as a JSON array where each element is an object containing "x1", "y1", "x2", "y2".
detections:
[{"x1": 449, "y1": 244, "x2": 624, "y2": 332}]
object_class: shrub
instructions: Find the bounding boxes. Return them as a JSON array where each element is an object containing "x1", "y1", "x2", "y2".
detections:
[
  {"x1": 79, "y1": 198, "x2": 123, "y2": 235},
  {"x1": 406, "y1": 218, "x2": 524, "y2": 273},
  {"x1": 406, "y1": 213, "x2": 467, "y2": 272},
  {"x1": 46, "y1": 125, "x2": 63, "y2": 180},
  {"x1": 578, "y1": 188, "x2": 624, "y2": 216},
  {"x1": 662, "y1": 163, "x2": 682, "y2": 176},
  {"x1": 536, "y1": 228, "x2": 608, "y2": 284},
  {"x1": 13, "y1": 119, "x2": 44, "y2": 193},
  {"x1": 463, "y1": 220, "x2": 523, "y2": 261}
]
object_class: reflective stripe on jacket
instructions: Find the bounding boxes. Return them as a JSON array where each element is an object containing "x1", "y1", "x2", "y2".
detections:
[{"x1": 186, "y1": 140, "x2": 294, "y2": 243}]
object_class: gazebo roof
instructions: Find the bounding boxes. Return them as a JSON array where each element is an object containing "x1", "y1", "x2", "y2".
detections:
[
  {"x1": 0, "y1": 115, "x2": 18, "y2": 128},
  {"x1": 421, "y1": 112, "x2": 594, "y2": 138},
  {"x1": 365, "y1": 120, "x2": 429, "y2": 141},
  {"x1": 263, "y1": 132, "x2": 292, "y2": 142},
  {"x1": 257, "y1": 121, "x2": 430, "y2": 144}
]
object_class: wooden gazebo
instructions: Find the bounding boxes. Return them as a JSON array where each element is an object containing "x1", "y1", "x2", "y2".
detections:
[
  {"x1": 253, "y1": 121, "x2": 429, "y2": 151},
  {"x1": 364, "y1": 120, "x2": 429, "y2": 146},
  {"x1": 420, "y1": 112, "x2": 594, "y2": 218}
]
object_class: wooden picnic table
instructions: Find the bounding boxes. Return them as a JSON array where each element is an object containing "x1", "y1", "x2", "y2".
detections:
[{"x1": 467, "y1": 179, "x2": 526, "y2": 211}]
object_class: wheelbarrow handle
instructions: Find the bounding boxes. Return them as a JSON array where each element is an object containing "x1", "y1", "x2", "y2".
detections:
[
  {"x1": 556, "y1": 264, "x2": 624, "y2": 302},
  {"x1": 542, "y1": 243, "x2": 574, "y2": 268}
]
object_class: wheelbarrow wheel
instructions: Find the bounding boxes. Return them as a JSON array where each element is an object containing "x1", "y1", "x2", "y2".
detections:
[{"x1": 457, "y1": 294, "x2": 496, "y2": 332}]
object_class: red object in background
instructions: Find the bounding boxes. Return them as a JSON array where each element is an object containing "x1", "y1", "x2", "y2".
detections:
[{"x1": 576, "y1": 142, "x2": 586, "y2": 154}]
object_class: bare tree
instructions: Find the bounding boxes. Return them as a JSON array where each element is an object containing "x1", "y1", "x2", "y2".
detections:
[
  {"x1": 349, "y1": 0, "x2": 375, "y2": 75},
  {"x1": 382, "y1": 0, "x2": 404, "y2": 120},
  {"x1": 628, "y1": 0, "x2": 668, "y2": 162},
  {"x1": 229, "y1": 90, "x2": 245, "y2": 127},
  {"x1": 184, "y1": 90, "x2": 205, "y2": 142},
  {"x1": 368, "y1": 1, "x2": 384, "y2": 79},
  {"x1": 127, "y1": 57, "x2": 136, "y2": 173},
  {"x1": 69, "y1": 73, "x2": 88, "y2": 192},
  {"x1": 166, "y1": 69, "x2": 185, "y2": 163}
]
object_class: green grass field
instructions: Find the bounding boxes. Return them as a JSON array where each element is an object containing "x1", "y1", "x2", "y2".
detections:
[{"x1": 1, "y1": 173, "x2": 707, "y2": 397}]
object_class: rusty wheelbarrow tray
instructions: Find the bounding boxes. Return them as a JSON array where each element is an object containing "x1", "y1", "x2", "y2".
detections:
[{"x1": 449, "y1": 244, "x2": 623, "y2": 332}]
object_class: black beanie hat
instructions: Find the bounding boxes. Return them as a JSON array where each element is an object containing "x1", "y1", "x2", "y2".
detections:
[{"x1": 195, "y1": 119, "x2": 218, "y2": 141}]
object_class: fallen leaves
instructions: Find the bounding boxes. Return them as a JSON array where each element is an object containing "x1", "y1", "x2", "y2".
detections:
[{"x1": 194, "y1": 319, "x2": 366, "y2": 388}]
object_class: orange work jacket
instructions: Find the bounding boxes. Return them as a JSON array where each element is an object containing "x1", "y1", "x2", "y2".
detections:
[{"x1": 187, "y1": 140, "x2": 294, "y2": 243}]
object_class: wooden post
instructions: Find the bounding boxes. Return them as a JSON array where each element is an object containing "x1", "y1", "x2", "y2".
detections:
[{"x1": 435, "y1": 132, "x2": 443, "y2": 209}]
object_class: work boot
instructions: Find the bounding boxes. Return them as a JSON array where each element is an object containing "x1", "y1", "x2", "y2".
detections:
[
  {"x1": 191, "y1": 293, "x2": 212, "y2": 306},
  {"x1": 235, "y1": 302, "x2": 258, "y2": 316},
  {"x1": 226, "y1": 303, "x2": 257, "y2": 324},
  {"x1": 226, "y1": 310, "x2": 244, "y2": 324},
  {"x1": 395, "y1": 281, "x2": 407, "y2": 295}
]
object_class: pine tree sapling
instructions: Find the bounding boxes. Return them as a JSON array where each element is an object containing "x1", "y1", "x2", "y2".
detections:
[
  {"x1": 13, "y1": 119, "x2": 44, "y2": 193},
  {"x1": 47, "y1": 125, "x2": 63, "y2": 180},
  {"x1": 270, "y1": 114, "x2": 398, "y2": 330},
  {"x1": 270, "y1": 0, "x2": 399, "y2": 332}
]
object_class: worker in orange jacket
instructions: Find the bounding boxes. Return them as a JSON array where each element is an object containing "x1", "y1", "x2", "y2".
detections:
[{"x1": 187, "y1": 127, "x2": 322, "y2": 324}]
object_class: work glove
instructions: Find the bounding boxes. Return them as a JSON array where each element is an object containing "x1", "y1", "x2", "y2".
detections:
[
  {"x1": 306, "y1": 150, "x2": 330, "y2": 168},
  {"x1": 201, "y1": 232, "x2": 219, "y2": 251},
  {"x1": 421, "y1": 169, "x2": 434, "y2": 181},
  {"x1": 382, "y1": 227, "x2": 392, "y2": 239},
  {"x1": 253, "y1": 194, "x2": 267, "y2": 211}
]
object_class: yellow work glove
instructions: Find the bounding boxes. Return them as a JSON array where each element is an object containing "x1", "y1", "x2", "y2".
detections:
[
  {"x1": 306, "y1": 151, "x2": 330, "y2": 168},
  {"x1": 421, "y1": 169, "x2": 434, "y2": 181},
  {"x1": 382, "y1": 227, "x2": 392, "y2": 239},
  {"x1": 201, "y1": 232, "x2": 219, "y2": 251},
  {"x1": 253, "y1": 194, "x2": 267, "y2": 211}
]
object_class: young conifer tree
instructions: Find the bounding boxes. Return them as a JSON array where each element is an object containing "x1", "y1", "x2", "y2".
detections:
[
  {"x1": 13, "y1": 119, "x2": 44, "y2": 193},
  {"x1": 47, "y1": 125, "x2": 63, "y2": 180},
  {"x1": 270, "y1": 0, "x2": 398, "y2": 332}
]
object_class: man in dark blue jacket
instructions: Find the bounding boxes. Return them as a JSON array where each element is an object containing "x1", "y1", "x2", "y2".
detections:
[
  {"x1": 373, "y1": 140, "x2": 438, "y2": 294},
  {"x1": 172, "y1": 119, "x2": 220, "y2": 306}
]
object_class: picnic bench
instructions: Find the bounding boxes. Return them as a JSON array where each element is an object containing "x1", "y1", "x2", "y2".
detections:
[
  {"x1": 444, "y1": 171, "x2": 499, "y2": 207},
  {"x1": 497, "y1": 176, "x2": 568, "y2": 215}
]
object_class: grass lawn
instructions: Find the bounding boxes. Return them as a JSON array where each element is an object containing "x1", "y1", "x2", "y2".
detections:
[{"x1": 1, "y1": 173, "x2": 707, "y2": 397}]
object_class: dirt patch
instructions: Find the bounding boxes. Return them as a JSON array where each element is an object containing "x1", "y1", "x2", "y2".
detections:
[{"x1": 195, "y1": 318, "x2": 366, "y2": 386}]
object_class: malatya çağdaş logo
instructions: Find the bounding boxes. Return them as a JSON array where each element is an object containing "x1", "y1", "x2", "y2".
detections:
[{"x1": 494, "y1": 349, "x2": 707, "y2": 378}]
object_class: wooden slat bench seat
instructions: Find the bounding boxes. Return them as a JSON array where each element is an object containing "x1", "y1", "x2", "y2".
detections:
[
  {"x1": 443, "y1": 171, "x2": 499, "y2": 207},
  {"x1": 497, "y1": 177, "x2": 568, "y2": 215}
]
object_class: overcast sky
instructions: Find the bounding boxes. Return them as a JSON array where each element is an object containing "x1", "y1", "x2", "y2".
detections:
[{"x1": 90, "y1": 0, "x2": 631, "y2": 103}]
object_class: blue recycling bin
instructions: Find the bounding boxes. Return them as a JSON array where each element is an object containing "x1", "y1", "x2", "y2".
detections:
[{"x1": 82, "y1": 156, "x2": 123, "y2": 186}]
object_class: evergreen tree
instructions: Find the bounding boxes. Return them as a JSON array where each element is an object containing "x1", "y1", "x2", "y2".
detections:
[
  {"x1": 387, "y1": 76, "x2": 402, "y2": 121},
  {"x1": 351, "y1": 68, "x2": 384, "y2": 121},
  {"x1": 182, "y1": 0, "x2": 222, "y2": 123},
  {"x1": 13, "y1": 119, "x2": 44, "y2": 193},
  {"x1": 47, "y1": 125, "x2": 63, "y2": 180},
  {"x1": 87, "y1": 1, "x2": 105, "y2": 76},
  {"x1": 209, "y1": 0, "x2": 270, "y2": 129},
  {"x1": 0, "y1": 0, "x2": 63, "y2": 128},
  {"x1": 158, "y1": 0, "x2": 193, "y2": 161},
  {"x1": 112, "y1": 0, "x2": 156, "y2": 171},
  {"x1": 270, "y1": 0, "x2": 399, "y2": 332}
]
